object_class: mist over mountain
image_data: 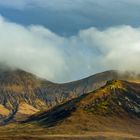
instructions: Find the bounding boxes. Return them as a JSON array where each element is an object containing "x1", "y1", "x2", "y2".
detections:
[
  {"x1": 0, "y1": 1, "x2": 140, "y2": 139},
  {"x1": 0, "y1": 16, "x2": 140, "y2": 83}
]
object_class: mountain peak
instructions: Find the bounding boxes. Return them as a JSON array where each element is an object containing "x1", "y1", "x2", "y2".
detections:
[{"x1": 25, "y1": 80, "x2": 140, "y2": 127}]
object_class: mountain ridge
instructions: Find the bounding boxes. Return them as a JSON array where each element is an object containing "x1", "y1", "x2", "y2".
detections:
[
  {"x1": 23, "y1": 80, "x2": 140, "y2": 135},
  {"x1": 0, "y1": 68, "x2": 139, "y2": 124}
]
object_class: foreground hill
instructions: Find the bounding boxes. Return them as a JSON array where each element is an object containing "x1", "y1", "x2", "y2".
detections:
[
  {"x1": 24, "y1": 80, "x2": 140, "y2": 136},
  {"x1": 0, "y1": 80, "x2": 139, "y2": 139},
  {"x1": 0, "y1": 67, "x2": 140, "y2": 124}
]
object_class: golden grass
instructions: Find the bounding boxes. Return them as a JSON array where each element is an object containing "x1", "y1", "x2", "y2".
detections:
[
  {"x1": 18, "y1": 102, "x2": 39, "y2": 115},
  {"x1": 0, "y1": 104, "x2": 10, "y2": 116}
]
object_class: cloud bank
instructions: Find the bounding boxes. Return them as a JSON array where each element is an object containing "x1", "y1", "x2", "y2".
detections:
[{"x1": 0, "y1": 15, "x2": 140, "y2": 83}]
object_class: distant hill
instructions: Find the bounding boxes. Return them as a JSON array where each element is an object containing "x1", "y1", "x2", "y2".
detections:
[
  {"x1": 0, "y1": 67, "x2": 139, "y2": 124},
  {"x1": 25, "y1": 80, "x2": 140, "y2": 135}
]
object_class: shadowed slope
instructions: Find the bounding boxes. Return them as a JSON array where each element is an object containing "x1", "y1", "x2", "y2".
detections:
[{"x1": 24, "y1": 80, "x2": 140, "y2": 134}]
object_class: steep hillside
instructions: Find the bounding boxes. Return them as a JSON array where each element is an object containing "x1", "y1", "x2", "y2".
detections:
[
  {"x1": 0, "y1": 67, "x2": 139, "y2": 124},
  {"x1": 15, "y1": 102, "x2": 39, "y2": 121},
  {"x1": 25, "y1": 80, "x2": 140, "y2": 135},
  {"x1": 0, "y1": 69, "x2": 45, "y2": 109}
]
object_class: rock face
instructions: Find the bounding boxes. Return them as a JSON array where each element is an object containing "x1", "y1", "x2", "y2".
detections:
[
  {"x1": 25, "y1": 80, "x2": 140, "y2": 132},
  {"x1": 0, "y1": 68, "x2": 139, "y2": 124}
]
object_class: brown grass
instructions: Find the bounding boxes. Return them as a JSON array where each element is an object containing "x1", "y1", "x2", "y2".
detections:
[{"x1": 0, "y1": 104, "x2": 10, "y2": 116}]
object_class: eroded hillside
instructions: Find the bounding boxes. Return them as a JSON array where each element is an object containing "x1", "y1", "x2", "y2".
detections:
[
  {"x1": 24, "y1": 80, "x2": 140, "y2": 135},
  {"x1": 0, "y1": 68, "x2": 139, "y2": 124}
]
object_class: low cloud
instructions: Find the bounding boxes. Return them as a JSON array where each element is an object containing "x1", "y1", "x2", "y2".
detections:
[{"x1": 0, "y1": 15, "x2": 140, "y2": 83}]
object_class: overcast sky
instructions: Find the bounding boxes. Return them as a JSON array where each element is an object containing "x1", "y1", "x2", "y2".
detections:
[
  {"x1": 0, "y1": 0, "x2": 140, "y2": 82},
  {"x1": 1, "y1": 0, "x2": 140, "y2": 35}
]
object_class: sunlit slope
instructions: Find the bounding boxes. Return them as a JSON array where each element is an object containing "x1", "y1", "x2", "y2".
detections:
[
  {"x1": 0, "y1": 67, "x2": 139, "y2": 124},
  {"x1": 25, "y1": 80, "x2": 140, "y2": 134}
]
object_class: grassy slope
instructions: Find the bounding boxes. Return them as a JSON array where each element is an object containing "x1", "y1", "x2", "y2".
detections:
[
  {"x1": 37, "y1": 80, "x2": 140, "y2": 135},
  {"x1": 0, "y1": 80, "x2": 139, "y2": 139},
  {"x1": 0, "y1": 69, "x2": 140, "y2": 124}
]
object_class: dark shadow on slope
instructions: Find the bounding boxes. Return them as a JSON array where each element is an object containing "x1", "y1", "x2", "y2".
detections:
[{"x1": 23, "y1": 94, "x2": 88, "y2": 127}]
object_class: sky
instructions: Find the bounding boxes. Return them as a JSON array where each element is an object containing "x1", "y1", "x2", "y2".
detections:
[{"x1": 0, "y1": 0, "x2": 140, "y2": 83}]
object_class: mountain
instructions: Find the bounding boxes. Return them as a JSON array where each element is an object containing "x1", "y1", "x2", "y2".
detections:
[
  {"x1": 0, "y1": 68, "x2": 139, "y2": 124},
  {"x1": 24, "y1": 80, "x2": 140, "y2": 135}
]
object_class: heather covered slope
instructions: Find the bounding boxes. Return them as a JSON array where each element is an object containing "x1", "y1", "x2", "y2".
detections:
[{"x1": 25, "y1": 80, "x2": 140, "y2": 135}]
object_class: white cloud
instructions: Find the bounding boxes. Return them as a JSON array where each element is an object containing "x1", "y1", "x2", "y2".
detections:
[{"x1": 0, "y1": 15, "x2": 140, "y2": 83}]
